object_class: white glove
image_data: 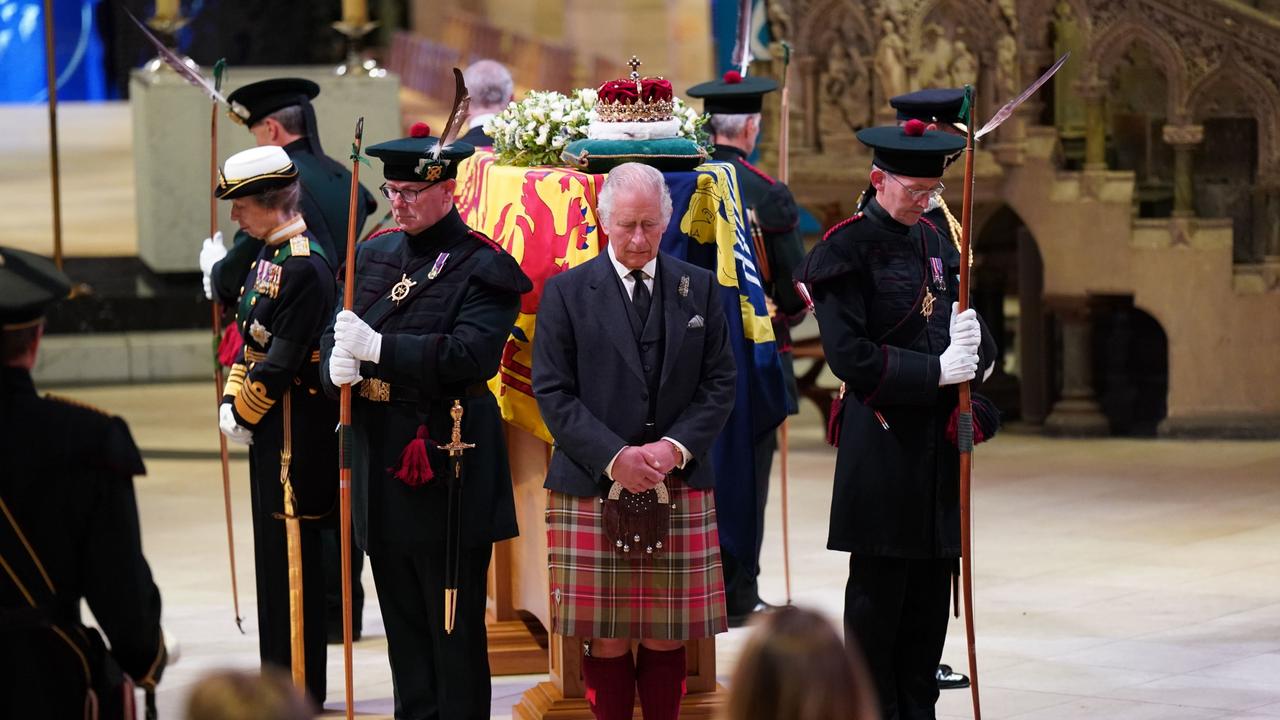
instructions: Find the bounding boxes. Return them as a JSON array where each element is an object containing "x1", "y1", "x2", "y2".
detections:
[
  {"x1": 199, "y1": 232, "x2": 227, "y2": 301},
  {"x1": 219, "y1": 403, "x2": 253, "y2": 446},
  {"x1": 938, "y1": 342, "x2": 979, "y2": 386},
  {"x1": 334, "y1": 310, "x2": 382, "y2": 363},
  {"x1": 328, "y1": 346, "x2": 364, "y2": 386},
  {"x1": 949, "y1": 302, "x2": 980, "y2": 349}
]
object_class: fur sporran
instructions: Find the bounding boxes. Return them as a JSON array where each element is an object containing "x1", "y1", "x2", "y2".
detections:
[{"x1": 601, "y1": 480, "x2": 672, "y2": 559}]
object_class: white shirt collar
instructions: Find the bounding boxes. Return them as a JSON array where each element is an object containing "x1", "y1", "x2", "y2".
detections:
[
  {"x1": 468, "y1": 112, "x2": 497, "y2": 131},
  {"x1": 606, "y1": 243, "x2": 658, "y2": 284}
]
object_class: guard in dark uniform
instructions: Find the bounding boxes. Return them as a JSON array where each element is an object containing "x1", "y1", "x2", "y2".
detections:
[
  {"x1": 687, "y1": 71, "x2": 807, "y2": 623},
  {"x1": 890, "y1": 87, "x2": 978, "y2": 693},
  {"x1": 199, "y1": 77, "x2": 375, "y2": 643},
  {"x1": 0, "y1": 247, "x2": 167, "y2": 718},
  {"x1": 321, "y1": 123, "x2": 531, "y2": 719},
  {"x1": 215, "y1": 145, "x2": 338, "y2": 707},
  {"x1": 795, "y1": 123, "x2": 997, "y2": 720}
]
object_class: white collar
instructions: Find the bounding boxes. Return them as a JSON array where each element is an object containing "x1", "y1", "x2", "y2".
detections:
[
  {"x1": 468, "y1": 112, "x2": 497, "y2": 130},
  {"x1": 606, "y1": 243, "x2": 657, "y2": 282},
  {"x1": 265, "y1": 216, "x2": 307, "y2": 245}
]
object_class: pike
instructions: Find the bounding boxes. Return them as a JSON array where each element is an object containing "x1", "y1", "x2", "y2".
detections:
[
  {"x1": 954, "y1": 52, "x2": 1068, "y2": 720},
  {"x1": 775, "y1": 39, "x2": 794, "y2": 606},
  {"x1": 337, "y1": 117, "x2": 366, "y2": 720},
  {"x1": 124, "y1": 7, "x2": 247, "y2": 633}
]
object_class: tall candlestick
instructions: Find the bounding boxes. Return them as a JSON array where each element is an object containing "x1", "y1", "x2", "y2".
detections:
[
  {"x1": 155, "y1": 0, "x2": 179, "y2": 21},
  {"x1": 341, "y1": 0, "x2": 368, "y2": 27}
]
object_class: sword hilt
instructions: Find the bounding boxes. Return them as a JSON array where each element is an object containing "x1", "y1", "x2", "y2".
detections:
[{"x1": 437, "y1": 399, "x2": 475, "y2": 456}]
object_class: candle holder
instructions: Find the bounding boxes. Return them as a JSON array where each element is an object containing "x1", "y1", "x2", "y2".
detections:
[
  {"x1": 333, "y1": 20, "x2": 385, "y2": 78},
  {"x1": 141, "y1": 13, "x2": 198, "y2": 76}
]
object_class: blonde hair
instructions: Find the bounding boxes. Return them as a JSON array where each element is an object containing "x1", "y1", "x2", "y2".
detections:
[
  {"x1": 722, "y1": 606, "x2": 879, "y2": 720},
  {"x1": 185, "y1": 668, "x2": 313, "y2": 720}
]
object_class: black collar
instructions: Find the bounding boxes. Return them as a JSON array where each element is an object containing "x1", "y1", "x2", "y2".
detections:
[
  {"x1": 282, "y1": 138, "x2": 313, "y2": 158},
  {"x1": 1, "y1": 366, "x2": 36, "y2": 398},
  {"x1": 712, "y1": 145, "x2": 749, "y2": 161},
  {"x1": 863, "y1": 197, "x2": 913, "y2": 236}
]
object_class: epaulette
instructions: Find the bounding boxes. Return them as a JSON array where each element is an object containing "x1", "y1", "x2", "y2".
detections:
[
  {"x1": 737, "y1": 157, "x2": 776, "y2": 185},
  {"x1": 43, "y1": 393, "x2": 113, "y2": 418},
  {"x1": 822, "y1": 213, "x2": 863, "y2": 242},
  {"x1": 365, "y1": 226, "x2": 403, "y2": 242},
  {"x1": 288, "y1": 236, "x2": 310, "y2": 257}
]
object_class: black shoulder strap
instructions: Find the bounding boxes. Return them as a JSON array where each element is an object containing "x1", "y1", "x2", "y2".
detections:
[{"x1": 361, "y1": 243, "x2": 485, "y2": 331}]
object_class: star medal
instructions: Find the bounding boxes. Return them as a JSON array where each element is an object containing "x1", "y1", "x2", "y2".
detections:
[
  {"x1": 921, "y1": 288, "x2": 936, "y2": 318},
  {"x1": 428, "y1": 252, "x2": 449, "y2": 280},
  {"x1": 389, "y1": 274, "x2": 417, "y2": 305},
  {"x1": 248, "y1": 319, "x2": 271, "y2": 346}
]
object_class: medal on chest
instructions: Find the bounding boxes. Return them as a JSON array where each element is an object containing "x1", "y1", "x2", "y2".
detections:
[
  {"x1": 921, "y1": 289, "x2": 936, "y2": 318},
  {"x1": 389, "y1": 274, "x2": 417, "y2": 305},
  {"x1": 254, "y1": 261, "x2": 282, "y2": 299}
]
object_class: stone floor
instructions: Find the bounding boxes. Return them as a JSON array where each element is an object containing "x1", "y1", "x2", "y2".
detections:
[{"x1": 61, "y1": 381, "x2": 1280, "y2": 719}]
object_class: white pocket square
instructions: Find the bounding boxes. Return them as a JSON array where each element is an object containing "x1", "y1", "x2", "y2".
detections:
[{"x1": 687, "y1": 315, "x2": 704, "y2": 329}]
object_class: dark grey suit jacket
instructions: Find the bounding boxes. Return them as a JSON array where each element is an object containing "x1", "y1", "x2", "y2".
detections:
[{"x1": 533, "y1": 251, "x2": 736, "y2": 497}]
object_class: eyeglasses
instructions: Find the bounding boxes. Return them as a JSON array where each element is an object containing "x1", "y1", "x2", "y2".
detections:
[
  {"x1": 884, "y1": 172, "x2": 945, "y2": 202},
  {"x1": 379, "y1": 183, "x2": 435, "y2": 202}
]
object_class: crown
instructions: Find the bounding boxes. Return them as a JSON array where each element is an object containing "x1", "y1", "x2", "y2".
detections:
[{"x1": 595, "y1": 56, "x2": 675, "y2": 123}]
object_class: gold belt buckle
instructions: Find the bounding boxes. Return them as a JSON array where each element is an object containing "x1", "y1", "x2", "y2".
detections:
[{"x1": 358, "y1": 378, "x2": 391, "y2": 402}]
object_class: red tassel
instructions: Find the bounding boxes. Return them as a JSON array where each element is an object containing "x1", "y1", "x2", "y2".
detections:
[
  {"x1": 826, "y1": 393, "x2": 844, "y2": 447},
  {"x1": 217, "y1": 323, "x2": 243, "y2": 367},
  {"x1": 393, "y1": 425, "x2": 434, "y2": 486}
]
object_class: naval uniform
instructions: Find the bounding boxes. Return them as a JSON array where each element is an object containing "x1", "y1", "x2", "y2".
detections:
[
  {"x1": 320, "y1": 208, "x2": 530, "y2": 719},
  {"x1": 0, "y1": 367, "x2": 166, "y2": 718},
  {"x1": 796, "y1": 197, "x2": 996, "y2": 719},
  {"x1": 222, "y1": 218, "x2": 338, "y2": 706}
]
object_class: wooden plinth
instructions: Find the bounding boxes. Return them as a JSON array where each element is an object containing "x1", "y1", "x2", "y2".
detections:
[
  {"x1": 488, "y1": 616, "x2": 549, "y2": 676},
  {"x1": 513, "y1": 681, "x2": 727, "y2": 720}
]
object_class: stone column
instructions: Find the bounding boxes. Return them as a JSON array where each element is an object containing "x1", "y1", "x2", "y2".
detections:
[
  {"x1": 1162, "y1": 123, "x2": 1204, "y2": 218},
  {"x1": 1076, "y1": 77, "x2": 1108, "y2": 171},
  {"x1": 1044, "y1": 297, "x2": 1110, "y2": 436}
]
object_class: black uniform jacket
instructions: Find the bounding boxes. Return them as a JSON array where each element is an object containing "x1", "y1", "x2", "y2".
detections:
[
  {"x1": 223, "y1": 228, "x2": 338, "y2": 521},
  {"x1": 796, "y1": 198, "x2": 996, "y2": 558},
  {"x1": 320, "y1": 209, "x2": 532, "y2": 552},
  {"x1": 532, "y1": 252, "x2": 737, "y2": 497},
  {"x1": 0, "y1": 368, "x2": 166, "y2": 712},
  {"x1": 212, "y1": 138, "x2": 377, "y2": 304}
]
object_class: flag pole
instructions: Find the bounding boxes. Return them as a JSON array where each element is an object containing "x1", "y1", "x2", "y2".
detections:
[{"x1": 41, "y1": 0, "x2": 63, "y2": 269}]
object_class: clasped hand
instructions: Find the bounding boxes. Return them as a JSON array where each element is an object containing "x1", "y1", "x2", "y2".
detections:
[{"x1": 611, "y1": 441, "x2": 679, "y2": 494}]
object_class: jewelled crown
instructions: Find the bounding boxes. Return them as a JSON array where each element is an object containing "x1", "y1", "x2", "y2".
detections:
[{"x1": 595, "y1": 56, "x2": 675, "y2": 123}]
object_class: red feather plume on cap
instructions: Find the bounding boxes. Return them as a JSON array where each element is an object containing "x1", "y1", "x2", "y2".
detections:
[
  {"x1": 903, "y1": 118, "x2": 927, "y2": 137},
  {"x1": 410, "y1": 122, "x2": 431, "y2": 138},
  {"x1": 723, "y1": 69, "x2": 743, "y2": 84}
]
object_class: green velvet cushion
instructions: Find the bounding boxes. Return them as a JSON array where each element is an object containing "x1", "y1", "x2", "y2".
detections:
[{"x1": 562, "y1": 137, "x2": 708, "y2": 173}]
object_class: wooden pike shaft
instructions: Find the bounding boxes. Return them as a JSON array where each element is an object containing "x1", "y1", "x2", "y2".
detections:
[
  {"x1": 42, "y1": 0, "x2": 63, "y2": 269},
  {"x1": 776, "y1": 40, "x2": 793, "y2": 605},
  {"x1": 957, "y1": 92, "x2": 982, "y2": 720},
  {"x1": 337, "y1": 116, "x2": 366, "y2": 720},
  {"x1": 209, "y1": 73, "x2": 242, "y2": 634}
]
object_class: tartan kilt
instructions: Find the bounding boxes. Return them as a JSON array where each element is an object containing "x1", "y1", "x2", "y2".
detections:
[{"x1": 547, "y1": 476, "x2": 728, "y2": 640}]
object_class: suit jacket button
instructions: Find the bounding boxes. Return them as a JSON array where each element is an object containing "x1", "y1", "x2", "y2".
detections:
[
  {"x1": 643, "y1": 364, "x2": 651, "y2": 372},
  {"x1": 640, "y1": 392, "x2": 648, "y2": 401}
]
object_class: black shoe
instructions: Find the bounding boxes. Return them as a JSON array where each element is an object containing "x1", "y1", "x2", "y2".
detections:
[
  {"x1": 937, "y1": 664, "x2": 969, "y2": 690},
  {"x1": 727, "y1": 600, "x2": 783, "y2": 628}
]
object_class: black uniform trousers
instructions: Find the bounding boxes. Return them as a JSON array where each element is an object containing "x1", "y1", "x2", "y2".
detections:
[
  {"x1": 369, "y1": 542, "x2": 493, "y2": 720},
  {"x1": 249, "y1": 460, "x2": 328, "y2": 706},
  {"x1": 844, "y1": 555, "x2": 952, "y2": 720},
  {"x1": 322, "y1": 526, "x2": 365, "y2": 638},
  {"x1": 722, "y1": 429, "x2": 776, "y2": 615}
]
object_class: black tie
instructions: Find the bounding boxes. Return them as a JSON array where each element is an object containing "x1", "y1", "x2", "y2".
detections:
[{"x1": 630, "y1": 269, "x2": 651, "y2": 324}]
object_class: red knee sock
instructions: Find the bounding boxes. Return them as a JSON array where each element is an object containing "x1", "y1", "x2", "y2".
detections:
[
  {"x1": 581, "y1": 651, "x2": 636, "y2": 720},
  {"x1": 635, "y1": 645, "x2": 686, "y2": 720}
]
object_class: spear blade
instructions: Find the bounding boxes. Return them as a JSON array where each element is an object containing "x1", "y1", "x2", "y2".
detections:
[{"x1": 974, "y1": 51, "x2": 1070, "y2": 140}]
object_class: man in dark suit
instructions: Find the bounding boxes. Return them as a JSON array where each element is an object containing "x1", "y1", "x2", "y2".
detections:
[
  {"x1": 533, "y1": 162, "x2": 736, "y2": 720},
  {"x1": 198, "y1": 76, "x2": 375, "y2": 645},
  {"x1": 0, "y1": 247, "x2": 167, "y2": 718},
  {"x1": 459, "y1": 59, "x2": 513, "y2": 147}
]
